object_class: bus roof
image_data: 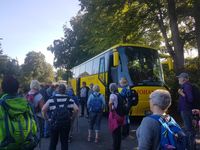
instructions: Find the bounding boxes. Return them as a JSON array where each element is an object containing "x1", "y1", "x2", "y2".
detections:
[{"x1": 71, "y1": 43, "x2": 157, "y2": 70}]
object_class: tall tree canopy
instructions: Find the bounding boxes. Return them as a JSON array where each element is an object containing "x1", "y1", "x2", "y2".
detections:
[
  {"x1": 20, "y1": 51, "x2": 54, "y2": 87},
  {"x1": 0, "y1": 54, "x2": 20, "y2": 78},
  {"x1": 49, "y1": 0, "x2": 200, "y2": 73}
]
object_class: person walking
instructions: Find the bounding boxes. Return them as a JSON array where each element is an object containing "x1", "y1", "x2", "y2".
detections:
[
  {"x1": 177, "y1": 72, "x2": 195, "y2": 149},
  {"x1": 79, "y1": 81, "x2": 89, "y2": 117},
  {"x1": 27, "y1": 80, "x2": 45, "y2": 137},
  {"x1": 119, "y1": 77, "x2": 130, "y2": 139},
  {"x1": 108, "y1": 83, "x2": 125, "y2": 150},
  {"x1": 87, "y1": 85, "x2": 105, "y2": 143},
  {"x1": 88, "y1": 83, "x2": 94, "y2": 97},
  {"x1": 42, "y1": 84, "x2": 79, "y2": 150}
]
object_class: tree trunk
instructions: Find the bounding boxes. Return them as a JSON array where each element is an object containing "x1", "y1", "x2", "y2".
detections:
[
  {"x1": 167, "y1": 0, "x2": 184, "y2": 73},
  {"x1": 193, "y1": 0, "x2": 200, "y2": 58}
]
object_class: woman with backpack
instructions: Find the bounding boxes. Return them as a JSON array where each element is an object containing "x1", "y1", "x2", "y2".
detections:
[
  {"x1": 108, "y1": 83, "x2": 125, "y2": 150},
  {"x1": 87, "y1": 85, "x2": 105, "y2": 143}
]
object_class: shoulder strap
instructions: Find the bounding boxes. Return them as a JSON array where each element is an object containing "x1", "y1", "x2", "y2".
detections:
[
  {"x1": 53, "y1": 95, "x2": 69, "y2": 108},
  {"x1": 92, "y1": 93, "x2": 101, "y2": 97},
  {"x1": 149, "y1": 115, "x2": 178, "y2": 135}
]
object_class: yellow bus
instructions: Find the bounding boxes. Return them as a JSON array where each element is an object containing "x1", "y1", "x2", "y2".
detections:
[{"x1": 69, "y1": 44, "x2": 166, "y2": 116}]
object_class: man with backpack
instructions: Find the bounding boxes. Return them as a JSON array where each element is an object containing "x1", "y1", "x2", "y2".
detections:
[
  {"x1": 0, "y1": 75, "x2": 40, "y2": 150},
  {"x1": 42, "y1": 84, "x2": 78, "y2": 150},
  {"x1": 137, "y1": 89, "x2": 186, "y2": 150},
  {"x1": 87, "y1": 85, "x2": 105, "y2": 143},
  {"x1": 177, "y1": 72, "x2": 196, "y2": 149}
]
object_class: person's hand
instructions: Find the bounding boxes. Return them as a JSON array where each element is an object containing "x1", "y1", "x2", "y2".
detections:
[{"x1": 178, "y1": 89, "x2": 185, "y2": 96}]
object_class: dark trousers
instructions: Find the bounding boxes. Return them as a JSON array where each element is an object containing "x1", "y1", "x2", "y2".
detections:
[
  {"x1": 112, "y1": 126, "x2": 122, "y2": 150},
  {"x1": 122, "y1": 124, "x2": 130, "y2": 138},
  {"x1": 37, "y1": 116, "x2": 44, "y2": 137},
  {"x1": 80, "y1": 97, "x2": 88, "y2": 116},
  {"x1": 49, "y1": 125, "x2": 70, "y2": 150},
  {"x1": 181, "y1": 110, "x2": 196, "y2": 150}
]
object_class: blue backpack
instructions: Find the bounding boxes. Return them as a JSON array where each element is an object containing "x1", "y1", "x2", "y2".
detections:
[
  {"x1": 89, "y1": 93, "x2": 103, "y2": 113},
  {"x1": 149, "y1": 115, "x2": 187, "y2": 150},
  {"x1": 120, "y1": 87, "x2": 138, "y2": 108}
]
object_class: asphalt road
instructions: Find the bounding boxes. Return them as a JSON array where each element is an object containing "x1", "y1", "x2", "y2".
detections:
[
  {"x1": 34, "y1": 116, "x2": 140, "y2": 150},
  {"x1": 35, "y1": 116, "x2": 200, "y2": 150}
]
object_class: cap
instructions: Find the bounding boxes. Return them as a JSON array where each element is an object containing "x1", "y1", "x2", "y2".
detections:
[{"x1": 176, "y1": 72, "x2": 189, "y2": 79}]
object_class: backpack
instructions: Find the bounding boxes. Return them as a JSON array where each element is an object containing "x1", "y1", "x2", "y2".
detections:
[
  {"x1": 149, "y1": 115, "x2": 187, "y2": 150},
  {"x1": 115, "y1": 93, "x2": 129, "y2": 116},
  {"x1": 192, "y1": 84, "x2": 200, "y2": 109},
  {"x1": 89, "y1": 93, "x2": 103, "y2": 113},
  {"x1": 26, "y1": 92, "x2": 40, "y2": 112},
  {"x1": 0, "y1": 94, "x2": 40, "y2": 150},
  {"x1": 120, "y1": 87, "x2": 138, "y2": 108},
  {"x1": 49, "y1": 96, "x2": 72, "y2": 129}
]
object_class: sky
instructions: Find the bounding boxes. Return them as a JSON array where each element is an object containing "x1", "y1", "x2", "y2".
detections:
[{"x1": 0, "y1": 0, "x2": 80, "y2": 65}]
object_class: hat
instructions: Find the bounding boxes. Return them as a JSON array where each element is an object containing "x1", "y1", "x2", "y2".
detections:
[{"x1": 176, "y1": 72, "x2": 189, "y2": 79}]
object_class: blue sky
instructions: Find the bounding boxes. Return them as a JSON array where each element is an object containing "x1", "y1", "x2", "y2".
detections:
[{"x1": 0, "y1": 0, "x2": 80, "y2": 65}]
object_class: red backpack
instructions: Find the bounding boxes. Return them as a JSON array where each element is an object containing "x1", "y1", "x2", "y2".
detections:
[{"x1": 26, "y1": 92, "x2": 39, "y2": 112}]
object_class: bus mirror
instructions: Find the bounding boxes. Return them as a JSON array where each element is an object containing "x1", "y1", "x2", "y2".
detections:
[
  {"x1": 113, "y1": 50, "x2": 119, "y2": 67},
  {"x1": 167, "y1": 57, "x2": 173, "y2": 70}
]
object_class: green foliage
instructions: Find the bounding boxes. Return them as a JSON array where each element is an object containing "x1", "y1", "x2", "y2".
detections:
[
  {"x1": 164, "y1": 58, "x2": 200, "y2": 112},
  {"x1": 185, "y1": 57, "x2": 200, "y2": 85},
  {"x1": 0, "y1": 54, "x2": 20, "y2": 78},
  {"x1": 20, "y1": 51, "x2": 54, "y2": 89},
  {"x1": 56, "y1": 68, "x2": 66, "y2": 81}
]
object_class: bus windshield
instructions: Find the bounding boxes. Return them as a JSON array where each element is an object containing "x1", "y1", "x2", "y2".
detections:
[{"x1": 119, "y1": 46, "x2": 164, "y2": 86}]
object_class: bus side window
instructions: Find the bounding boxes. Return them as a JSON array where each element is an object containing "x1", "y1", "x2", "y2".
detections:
[{"x1": 98, "y1": 57, "x2": 106, "y2": 84}]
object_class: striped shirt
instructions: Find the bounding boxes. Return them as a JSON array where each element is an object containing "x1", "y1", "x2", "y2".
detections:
[{"x1": 42, "y1": 94, "x2": 78, "y2": 118}]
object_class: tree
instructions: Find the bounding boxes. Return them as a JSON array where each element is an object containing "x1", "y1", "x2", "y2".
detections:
[
  {"x1": 49, "y1": 0, "x2": 199, "y2": 73},
  {"x1": 20, "y1": 51, "x2": 54, "y2": 87},
  {"x1": 0, "y1": 54, "x2": 20, "y2": 78}
]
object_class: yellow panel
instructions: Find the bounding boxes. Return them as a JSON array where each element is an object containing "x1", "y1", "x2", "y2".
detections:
[
  {"x1": 129, "y1": 86, "x2": 166, "y2": 116},
  {"x1": 69, "y1": 79, "x2": 77, "y2": 95}
]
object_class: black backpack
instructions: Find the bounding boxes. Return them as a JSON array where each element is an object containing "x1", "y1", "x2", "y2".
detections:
[
  {"x1": 50, "y1": 96, "x2": 72, "y2": 129},
  {"x1": 120, "y1": 88, "x2": 139, "y2": 108},
  {"x1": 115, "y1": 93, "x2": 129, "y2": 116},
  {"x1": 192, "y1": 84, "x2": 200, "y2": 109}
]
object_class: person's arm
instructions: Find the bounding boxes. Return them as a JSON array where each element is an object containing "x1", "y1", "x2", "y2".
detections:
[
  {"x1": 137, "y1": 118, "x2": 154, "y2": 150},
  {"x1": 42, "y1": 101, "x2": 49, "y2": 120},
  {"x1": 184, "y1": 84, "x2": 193, "y2": 103},
  {"x1": 73, "y1": 103, "x2": 79, "y2": 112},
  {"x1": 38, "y1": 98, "x2": 45, "y2": 110},
  {"x1": 87, "y1": 94, "x2": 92, "y2": 108},
  {"x1": 109, "y1": 94, "x2": 114, "y2": 112}
]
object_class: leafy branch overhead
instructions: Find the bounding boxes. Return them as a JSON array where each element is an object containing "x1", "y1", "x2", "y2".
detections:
[{"x1": 48, "y1": 0, "x2": 200, "y2": 73}]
